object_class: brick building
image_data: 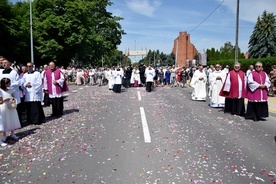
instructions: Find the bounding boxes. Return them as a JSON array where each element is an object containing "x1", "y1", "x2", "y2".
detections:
[{"x1": 172, "y1": 32, "x2": 199, "y2": 67}]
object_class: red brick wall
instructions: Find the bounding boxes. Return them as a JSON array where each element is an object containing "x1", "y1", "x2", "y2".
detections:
[{"x1": 172, "y1": 32, "x2": 199, "y2": 67}]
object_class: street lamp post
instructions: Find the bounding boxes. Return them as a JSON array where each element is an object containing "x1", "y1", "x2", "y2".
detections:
[
  {"x1": 134, "y1": 40, "x2": 136, "y2": 63},
  {"x1": 153, "y1": 50, "x2": 156, "y2": 66},
  {"x1": 235, "y1": 0, "x2": 240, "y2": 64},
  {"x1": 30, "y1": 0, "x2": 34, "y2": 65},
  {"x1": 175, "y1": 39, "x2": 178, "y2": 66}
]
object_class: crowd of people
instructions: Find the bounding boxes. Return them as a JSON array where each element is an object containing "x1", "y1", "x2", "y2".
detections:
[
  {"x1": 191, "y1": 62, "x2": 272, "y2": 123},
  {"x1": 61, "y1": 64, "x2": 192, "y2": 91},
  {"x1": 0, "y1": 55, "x2": 274, "y2": 147},
  {"x1": 57, "y1": 63, "x2": 275, "y2": 110},
  {"x1": 69, "y1": 62, "x2": 273, "y2": 123},
  {"x1": 0, "y1": 56, "x2": 68, "y2": 147}
]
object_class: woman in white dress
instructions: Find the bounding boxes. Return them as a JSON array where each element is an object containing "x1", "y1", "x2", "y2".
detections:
[{"x1": 0, "y1": 78, "x2": 21, "y2": 143}]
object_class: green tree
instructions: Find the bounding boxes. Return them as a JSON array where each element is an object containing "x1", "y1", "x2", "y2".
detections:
[
  {"x1": 248, "y1": 11, "x2": 276, "y2": 58},
  {"x1": 138, "y1": 50, "x2": 174, "y2": 66},
  {"x1": 206, "y1": 48, "x2": 218, "y2": 61},
  {"x1": 0, "y1": 0, "x2": 125, "y2": 67},
  {"x1": 33, "y1": 0, "x2": 125, "y2": 66},
  {"x1": 164, "y1": 52, "x2": 175, "y2": 66},
  {"x1": 220, "y1": 42, "x2": 235, "y2": 60},
  {"x1": 105, "y1": 50, "x2": 129, "y2": 67},
  {"x1": 0, "y1": 0, "x2": 15, "y2": 60},
  {"x1": 10, "y1": 2, "x2": 31, "y2": 62},
  {"x1": 220, "y1": 41, "x2": 234, "y2": 53},
  {"x1": 206, "y1": 41, "x2": 244, "y2": 62}
]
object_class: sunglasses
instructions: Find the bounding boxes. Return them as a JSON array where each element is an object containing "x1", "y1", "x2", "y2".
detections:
[
  {"x1": 27, "y1": 65, "x2": 33, "y2": 67},
  {"x1": 255, "y1": 65, "x2": 262, "y2": 68}
]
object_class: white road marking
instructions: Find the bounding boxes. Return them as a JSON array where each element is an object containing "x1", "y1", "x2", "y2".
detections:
[
  {"x1": 140, "y1": 107, "x2": 151, "y2": 143},
  {"x1": 137, "y1": 91, "x2": 141, "y2": 101}
]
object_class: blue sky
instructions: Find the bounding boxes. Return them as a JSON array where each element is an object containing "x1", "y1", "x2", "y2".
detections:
[
  {"x1": 107, "y1": 0, "x2": 276, "y2": 61},
  {"x1": 9, "y1": 0, "x2": 276, "y2": 61}
]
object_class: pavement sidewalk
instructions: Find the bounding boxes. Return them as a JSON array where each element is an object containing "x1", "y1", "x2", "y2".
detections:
[{"x1": 268, "y1": 96, "x2": 276, "y2": 115}]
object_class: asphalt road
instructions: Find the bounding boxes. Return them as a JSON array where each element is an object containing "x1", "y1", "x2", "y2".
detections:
[{"x1": 0, "y1": 84, "x2": 276, "y2": 184}]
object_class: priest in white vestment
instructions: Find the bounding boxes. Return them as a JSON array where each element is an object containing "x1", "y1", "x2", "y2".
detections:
[
  {"x1": 190, "y1": 65, "x2": 207, "y2": 101},
  {"x1": 106, "y1": 68, "x2": 114, "y2": 90},
  {"x1": 208, "y1": 64, "x2": 226, "y2": 107}
]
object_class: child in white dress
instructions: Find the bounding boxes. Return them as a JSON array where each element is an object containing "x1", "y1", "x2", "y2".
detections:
[
  {"x1": 0, "y1": 90, "x2": 7, "y2": 147},
  {"x1": 0, "y1": 78, "x2": 21, "y2": 143}
]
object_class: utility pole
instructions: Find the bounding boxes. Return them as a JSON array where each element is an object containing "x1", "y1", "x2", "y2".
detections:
[
  {"x1": 30, "y1": 0, "x2": 34, "y2": 65},
  {"x1": 154, "y1": 50, "x2": 156, "y2": 66},
  {"x1": 134, "y1": 40, "x2": 136, "y2": 63},
  {"x1": 235, "y1": 0, "x2": 240, "y2": 64}
]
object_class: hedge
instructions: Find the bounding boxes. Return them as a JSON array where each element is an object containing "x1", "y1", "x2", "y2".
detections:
[{"x1": 207, "y1": 57, "x2": 276, "y2": 73}]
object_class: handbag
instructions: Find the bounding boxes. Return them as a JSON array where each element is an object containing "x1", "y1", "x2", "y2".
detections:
[{"x1": 7, "y1": 100, "x2": 17, "y2": 109}]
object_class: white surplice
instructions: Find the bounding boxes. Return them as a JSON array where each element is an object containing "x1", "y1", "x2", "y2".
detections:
[
  {"x1": 22, "y1": 71, "x2": 43, "y2": 102},
  {"x1": 190, "y1": 69, "x2": 207, "y2": 101},
  {"x1": 113, "y1": 68, "x2": 124, "y2": 85},
  {"x1": 209, "y1": 70, "x2": 226, "y2": 107}
]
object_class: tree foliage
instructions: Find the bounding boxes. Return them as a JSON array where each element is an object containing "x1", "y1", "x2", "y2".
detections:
[
  {"x1": 206, "y1": 41, "x2": 244, "y2": 62},
  {"x1": 248, "y1": 11, "x2": 276, "y2": 59},
  {"x1": 0, "y1": 0, "x2": 125, "y2": 67},
  {"x1": 0, "y1": 0, "x2": 16, "y2": 60},
  {"x1": 138, "y1": 50, "x2": 175, "y2": 66}
]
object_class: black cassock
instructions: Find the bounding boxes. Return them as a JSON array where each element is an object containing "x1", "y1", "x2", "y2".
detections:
[
  {"x1": 26, "y1": 101, "x2": 45, "y2": 125},
  {"x1": 50, "y1": 97, "x2": 64, "y2": 117}
]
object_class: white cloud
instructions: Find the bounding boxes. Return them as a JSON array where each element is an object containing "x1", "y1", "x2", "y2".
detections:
[
  {"x1": 125, "y1": 0, "x2": 162, "y2": 17},
  {"x1": 219, "y1": 0, "x2": 276, "y2": 22}
]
